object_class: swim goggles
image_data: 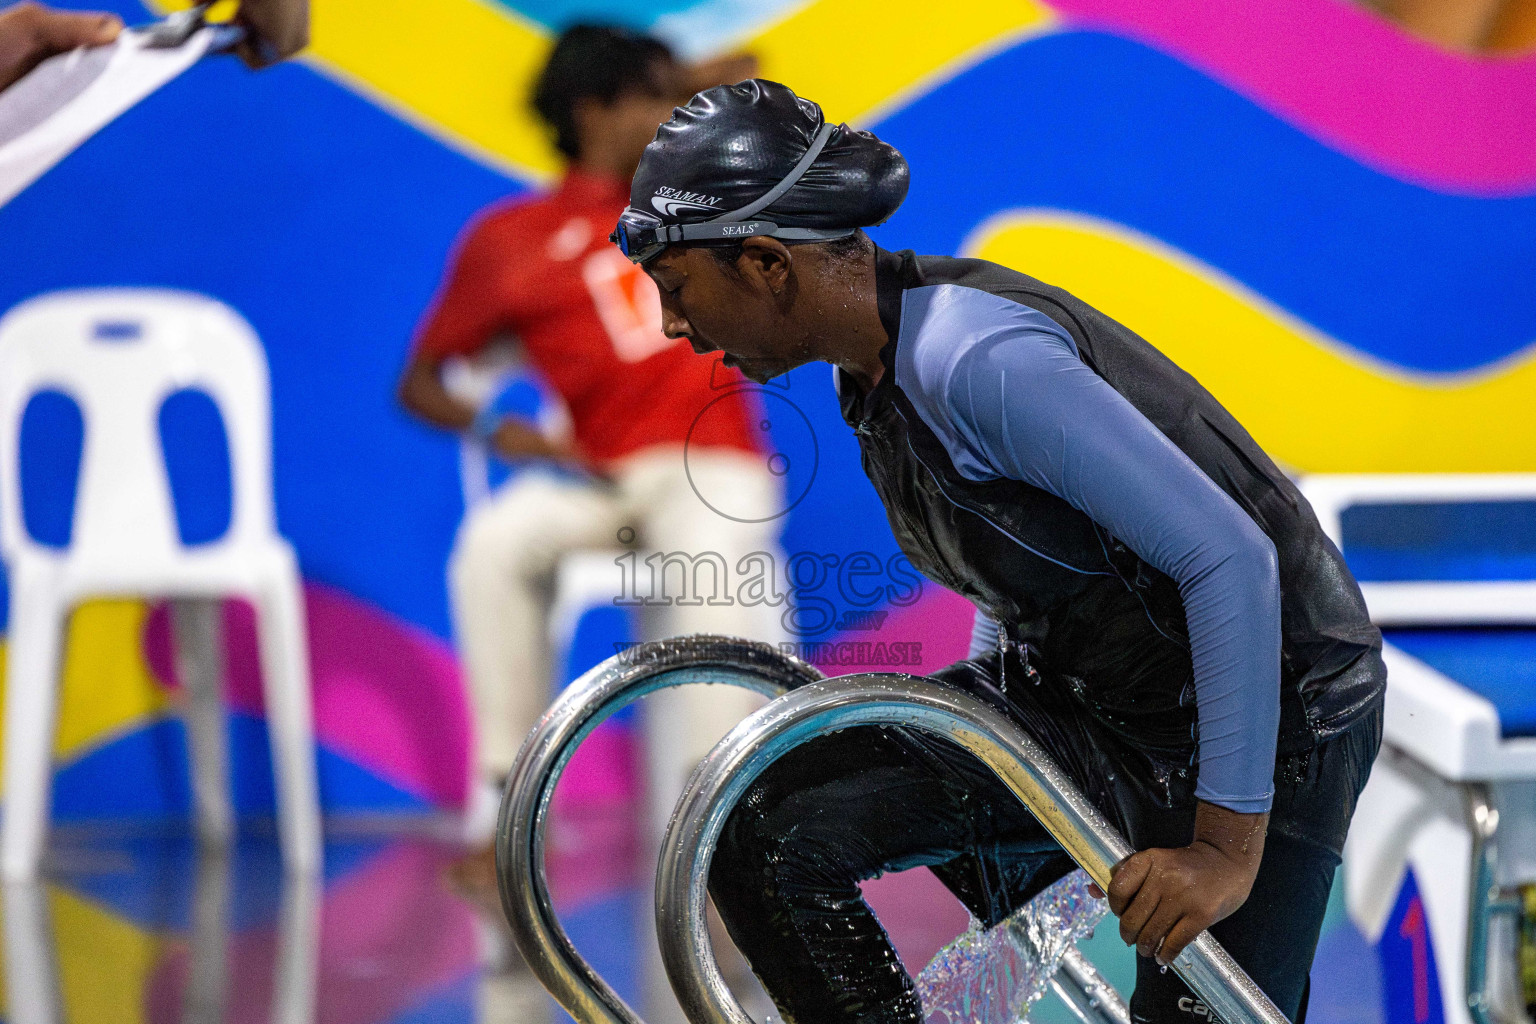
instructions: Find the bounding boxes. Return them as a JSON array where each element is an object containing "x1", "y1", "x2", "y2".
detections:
[{"x1": 611, "y1": 122, "x2": 855, "y2": 265}]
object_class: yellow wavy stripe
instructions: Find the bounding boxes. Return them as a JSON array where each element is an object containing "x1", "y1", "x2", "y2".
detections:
[
  {"x1": 748, "y1": 0, "x2": 1055, "y2": 125},
  {"x1": 966, "y1": 213, "x2": 1536, "y2": 472},
  {"x1": 52, "y1": 887, "x2": 162, "y2": 1024},
  {"x1": 0, "y1": 885, "x2": 162, "y2": 1023},
  {"x1": 0, "y1": 600, "x2": 171, "y2": 792},
  {"x1": 308, "y1": 0, "x2": 558, "y2": 179},
  {"x1": 261, "y1": 0, "x2": 1053, "y2": 181},
  {"x1": 151, "y1": 0, "x2": 556, "y2": 177}
]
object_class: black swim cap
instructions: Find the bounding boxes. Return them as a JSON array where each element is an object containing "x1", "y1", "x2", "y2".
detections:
[{"x1": 611, "y1": 80, "x2": 909, "y2": 263}]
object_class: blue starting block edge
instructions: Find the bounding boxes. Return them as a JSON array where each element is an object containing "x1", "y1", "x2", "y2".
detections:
[
  {"x1": 1382, "y1": 627, "x2": 1536, "y2": 739},
  {"x1": 1342, "y1": 500, "x2": 1536, "y2": 583}
]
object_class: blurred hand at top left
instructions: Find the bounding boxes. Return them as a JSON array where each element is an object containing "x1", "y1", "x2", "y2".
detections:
[
  {"x1": 0, "y1": 1, "x2": 121, "y2": 93},
  {"x1": 226, "y1": 0, "x2": 307, "y2": 69}
]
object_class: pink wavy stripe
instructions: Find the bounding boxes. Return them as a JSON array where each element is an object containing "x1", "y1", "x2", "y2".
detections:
[
  {"x1": 1052, "y1": 0, "x2": 1536, "y2": 195},
  {"x1": 810, "y1": 586, "x2": 974, "y2": 678},
  {"x1": 863, "y1": 868, "x2": 970, "y2": 972},
  {"x1": 143, "y1": 843, "x2": 478, "y2": 1024},
  {"x1": 145, "y1": 583, "x2": 642, "y2": 812},
  {"x1": 545, "y1": 798, "x2": 644, "y2": 908},
  {"x1": 144, "y1": 583, "x2": 473, "y2": 807}
]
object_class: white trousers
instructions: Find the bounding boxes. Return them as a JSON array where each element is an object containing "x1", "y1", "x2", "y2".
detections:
[{"x1": 448, "y1": 445, "x2": 783, "y2": 841}]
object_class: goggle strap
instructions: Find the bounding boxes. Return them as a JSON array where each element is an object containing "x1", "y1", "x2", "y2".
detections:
[
  {"x1": 613, "y1": 122, "x2": 848, "y2": 263},
  {"x1": 772, "y1": 226, "x2": 857, "y2": 241},
  {"x1": 715, "y1": 122, "x2": 838, "y2": 224},
  {"x1": 666, "y1": 221, "x2": 854, "y2": 244}
]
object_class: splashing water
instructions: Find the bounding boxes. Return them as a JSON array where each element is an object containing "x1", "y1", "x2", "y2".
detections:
[{"x1": 915, "y1": 870, "x2": 1108, "y2": 1024}]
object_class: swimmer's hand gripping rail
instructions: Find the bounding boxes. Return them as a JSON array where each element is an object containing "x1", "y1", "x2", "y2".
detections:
[
  {"x1": 657, "y1": 674, "x2": 1291, "y2": 1024},
  {"x1": 495, "y1": 636, "x2": 824, "y2": 1024}
]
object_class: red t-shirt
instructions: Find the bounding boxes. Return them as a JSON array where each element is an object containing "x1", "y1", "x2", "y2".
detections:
[{"x1": 412, "y1": 171, "x2": 761, "y2": 465}]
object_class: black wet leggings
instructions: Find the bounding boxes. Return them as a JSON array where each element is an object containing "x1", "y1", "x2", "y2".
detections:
[{"x1": 708, "y1": 655, "x2": 1381, "y2": 1024}]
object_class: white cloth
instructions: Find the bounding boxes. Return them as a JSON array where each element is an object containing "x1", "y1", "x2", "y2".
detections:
[
  {"x1": 449, "y1": 445, "x2": 785, "y2": 844},
  {"x1": 0, "y1": 28, "x2": 213, "y2": 208}
]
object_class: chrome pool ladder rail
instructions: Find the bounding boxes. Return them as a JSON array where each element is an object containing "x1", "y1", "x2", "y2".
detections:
[
  {"x1": 656, "y1": 674, "x2": 1291, "y2": 1024},
  {"x1": 495, "y1": 636, "x2": 824, "y2": 1024}
]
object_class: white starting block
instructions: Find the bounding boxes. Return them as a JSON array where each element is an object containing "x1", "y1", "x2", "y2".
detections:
[{"x1": 1300, "y1": 474, "x2": 1536, "y2": 1024}]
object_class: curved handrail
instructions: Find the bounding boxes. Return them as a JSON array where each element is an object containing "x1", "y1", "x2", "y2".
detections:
[
  {"x1": 656, "y1": 674, "x2": 1290, "y2": 1024},
  {"x1": 495, "y1": 636, "x2": 823, "y2": 1024}
]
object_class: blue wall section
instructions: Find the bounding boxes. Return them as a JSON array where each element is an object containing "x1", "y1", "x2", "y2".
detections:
[
  {"x1": 17, "y1": 390, "x2": 84, "y2": 549},
  {"x1": 871, "y1": 31, "x2": 1536, "y2": 373},
  {"x1": 50, "y1": 712, "x2": 426, "y2": 822},
  {"x1": 1376, "y1": 871, "x2": 1446, "y2": 1024}
]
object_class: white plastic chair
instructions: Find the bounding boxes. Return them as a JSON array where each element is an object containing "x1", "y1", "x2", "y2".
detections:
[
  {"x1": 439, "y1": 341, "x2": 571, "y2": 510},
  {"x1": 439, "y1": 347, "x2": 618, "y2": 658},
  {"x1": 0, "y1": 288, "x2": 321, "y2": 879}
]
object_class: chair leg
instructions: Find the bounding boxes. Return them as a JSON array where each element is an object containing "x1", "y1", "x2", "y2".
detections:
[
  {"x1": 2, "y1": 591, "x2": 65, "y2": 882},
  {"x1": 3, "y1": 881, "x2": 62, "y2": 1024},
  {"x1": 184, "y1": 850, "x2": 232, "y2": 1024},
  {"x1": 172, "y1": 598, "x2": 234, "y2": 850},
  {"x1": 273, "y1": 870, "x2": 320, "y2": 1024},
  {"x1": 254, "y1": 569, "x2": 322, "y2": 874}
]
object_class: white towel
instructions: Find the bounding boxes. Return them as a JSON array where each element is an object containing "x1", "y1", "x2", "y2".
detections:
[{"x1": 0, "y1": 27, "x2": 214, "y2": 208}]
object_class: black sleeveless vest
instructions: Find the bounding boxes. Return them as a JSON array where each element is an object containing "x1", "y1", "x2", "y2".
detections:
[{"x1": 840, "y1": 250, "x2": 1385, "y2": 757}]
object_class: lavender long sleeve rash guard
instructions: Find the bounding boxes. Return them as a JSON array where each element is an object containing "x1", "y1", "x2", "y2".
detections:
[{"x1": 897, "y1": 287, "x2": 1282, "y2": 813}]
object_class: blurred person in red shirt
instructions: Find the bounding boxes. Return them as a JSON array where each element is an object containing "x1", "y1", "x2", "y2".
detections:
[{"x1": 398, "y1": 25, "x2": 780, "y2": 892}]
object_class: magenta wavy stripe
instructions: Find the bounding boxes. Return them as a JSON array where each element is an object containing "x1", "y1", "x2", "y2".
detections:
[
  {"x1": 145, "y1": 583, "x2": 473, "y2": 808},
  {"x1": 1051, "y1": 0, "x2": 1536, "y2": 196},
  {"x1": 810, "y1": 586, "x2": 974, "y2": 679},
  {"x1": 146, "y1": 844, "x2": 479, "y2": 1024}
]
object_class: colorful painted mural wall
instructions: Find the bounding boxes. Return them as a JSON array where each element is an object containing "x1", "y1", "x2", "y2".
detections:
[{"x1": 1, "y1": 0, "x2": 1532, "y2": 819}]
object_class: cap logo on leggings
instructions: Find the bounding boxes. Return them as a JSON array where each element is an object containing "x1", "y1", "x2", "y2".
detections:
[{"x1": 651, "y1": 187, "x2": 723, "y2": 217}]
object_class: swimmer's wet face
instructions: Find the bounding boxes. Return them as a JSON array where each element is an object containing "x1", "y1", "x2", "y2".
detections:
[
  {"x1": 645, "y1": 234, "x2": 884, "y2": 386},
  {"x1": 645, "y1": 239, "x2": 806, "y2": 384}
]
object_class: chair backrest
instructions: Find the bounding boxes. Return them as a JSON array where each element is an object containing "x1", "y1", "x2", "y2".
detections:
[
  {"x1": 440, "y1": 341, "x2": 570, "y2": 510},
  {"x1": 0, "y1": 288, "x2": 275, "y2": 564}
]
